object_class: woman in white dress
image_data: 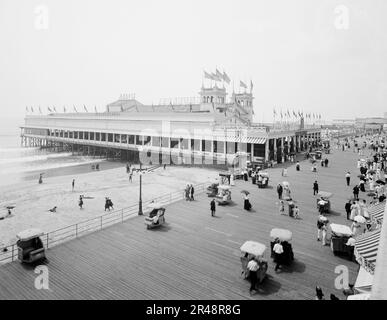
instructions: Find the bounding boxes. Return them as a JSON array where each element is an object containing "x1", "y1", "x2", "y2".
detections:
[{"x1": 350, "y1": 202, "x2": 357, "y2": 221}]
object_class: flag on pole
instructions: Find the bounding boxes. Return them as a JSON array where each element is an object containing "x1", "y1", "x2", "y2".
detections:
[
  {"x1": 63, "y1": 106, "x2": 66, "y2": 113},
  {"x1": 287, "y1": 110, "x2": 290, "y2": 117},
  {"x1": 83, "y1": 105, "x2": 88, "y2": 112},
  {"x1": 31, "y1": 106, "x2": 34, "y2": 113},
  {"x1": 73, "y1": 105, "x2": 78, "y2": 113},
  {"x1": 94, "y1": 106, "x2": 98, "y2": 113},
  {"x1": 48, "y1": 107, "x2": 52, "y2": 112},
  {"x1": 212, "y1": 72, "x2": 221, "y2": 82},
  {"x1": 273, "y1": 108, "x2": 277, "y2": 117},
  {"x1": 216, "y1": 69, "x2": 223, "y2": 81},
  {"x1": 39, "y1": 106, "x2": 42, "y2": 114},
  {"x1": 223, "y1": 71, "x2": 231, "y2": 84},
  {"x1": 53, "y1": 107, "x2": 57, "y2": 112},
  {"x1": 25, "y1": 106, "x2": 29, "y2": 113},
  {"x1": 204, "y1": 71, "x2": 215, "y2": 80},
  {"x1": 250, "y1": 80, "x2": 253, "y2": 92},
  {"x1": 293, "y1": 110, "x2": 297, "y2": 118},
  {"x1": 280, "y1": 110, "x2": 283, "y2": 118},
  {"x1": 240, "y1": 81, "x2": 247, "y2": 89}
]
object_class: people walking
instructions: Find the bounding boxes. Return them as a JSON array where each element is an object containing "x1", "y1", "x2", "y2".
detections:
[
  {"x1": 129, "y1": 172, "x2": 133, "y2": 182},
  {"x1": 72, "y1": 179, "x2": 75, "y2": 191},
  {"x1": 324, "y1": 158, "x2": 329, "y2": 167},
  {"x1": 317, "y1": 215, "x2": 324, "y2": 241},
  {"x1": 278, "y1": 200, "x2": 285, "y2": 215},
  {"x1": 313, "y1": 181, "x2": 319, "y2": 195},
  {"x1": 210, "y1": 199, "x2": 216, "y2": 217},
  {"x1": 190, "y1": 184, "x2": 194, "y2": 201},
  {"x1": 296, "y1": 161, "x2": 300, "y2": 171},
  {"x1": 353, "y1": 185, "x2": 360, "y2": 201},
  {"x1": 247, "y1": 258, "x2": 259, "y2": 293},
  {"x1": 273, "y1": 239, "x2": 284, "y2": 272},
  {"x1": 185, "y1": 185, "x2": 190, "y2": 201},
  {"x1": 345, "y1": 200, "x2": 352, "y2": 220},
  {"x1": 243, "y1": 194, "x2": 252, "y2": 211},
  {"x1": 293, "y1": 205, "x2": 300, "y2": 219},
  {"x1": 315, "y1": 286, "x2": 325, "y2": 300},
  {"x1": 79, "y1": 195, "x2": 83, "y2": 209},
  {"x1": 277, "y1": 183, "x2": 283, "y2": 199},
  {"x1": 345, "y1": 172, "x2": 351, "y2": 186},
  {"x1": 321, "y1": 222, "x2": 328, "y2": 246}
]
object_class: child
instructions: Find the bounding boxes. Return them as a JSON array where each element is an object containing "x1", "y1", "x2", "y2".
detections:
[
  {"x1": 293, "y1": 205, "x2": 300, "y2": 219},
  {"x1": 278, "y1": 200, "x2": 285, "y2": 215}
]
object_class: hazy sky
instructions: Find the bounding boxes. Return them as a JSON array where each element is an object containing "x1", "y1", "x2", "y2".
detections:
[{"x1": 0, "y1": 0, "x2": 386, "y2": 123}]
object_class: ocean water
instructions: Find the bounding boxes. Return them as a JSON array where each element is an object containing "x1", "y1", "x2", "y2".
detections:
[{"x1": 0, "y1": 117, "x2": 108, "y2": 187}]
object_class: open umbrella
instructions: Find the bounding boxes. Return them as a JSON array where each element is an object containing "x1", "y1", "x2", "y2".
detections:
[
  {"x1": 354, "y1": 215, "x2": 366, "y2": 223},
  {"x1": 240, "y1": 190, "x2": 250, "y2": 195},
  {"x1": 376, "y1": 180, "x2": 386, "y2": 185}
]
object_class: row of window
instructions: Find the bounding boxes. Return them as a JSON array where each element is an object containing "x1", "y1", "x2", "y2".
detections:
[{"x1": 25, "y1": 128, "x2": 253, "y2": 155}]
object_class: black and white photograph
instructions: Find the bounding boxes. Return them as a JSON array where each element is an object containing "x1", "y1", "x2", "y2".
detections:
[{"x1": 1, "y1": 0, "x2": 387, "y2": 306}]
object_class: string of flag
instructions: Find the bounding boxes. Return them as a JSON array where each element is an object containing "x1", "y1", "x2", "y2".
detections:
[
  {"x1": 25, "y1": 105, "x2": 100, "y2": 114},
  {"x1": 272, "y1": 107, "x2": 322, "y2": 120}
]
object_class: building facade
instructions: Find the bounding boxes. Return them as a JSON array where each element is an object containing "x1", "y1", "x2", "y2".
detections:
[{"x1": 21, "y1": 84, "x2": 321, "y2": 167}]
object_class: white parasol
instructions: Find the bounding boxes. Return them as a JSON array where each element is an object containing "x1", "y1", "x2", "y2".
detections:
[{"x1": 354, "y1": 215, "x2": 366, "y2": 224}]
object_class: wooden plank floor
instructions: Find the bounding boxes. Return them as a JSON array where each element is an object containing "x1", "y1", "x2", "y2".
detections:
[{"x1": 0, "y1": 147, "x2": 364, "y2": 300}]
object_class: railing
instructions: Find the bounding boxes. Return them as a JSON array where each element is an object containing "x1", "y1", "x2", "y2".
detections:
[{"x1": 0, "y1": 182, "x2": 208, "y2": 265}]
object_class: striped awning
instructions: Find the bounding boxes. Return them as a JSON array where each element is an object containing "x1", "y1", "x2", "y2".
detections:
[
  {"x1": 368, "y1": 201, "x2": 386, "y2": 223},
  {"x1": 212, "y1": 136, "x2": 266, "y2": 144},
  {"x1": 354, "y1": 228, "x2": 381, "y2": 275}
]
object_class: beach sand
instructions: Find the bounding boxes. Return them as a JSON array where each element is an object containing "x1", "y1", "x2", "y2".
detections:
[{"x1": 0, "y1": 164, "x2": 219, "y2": 246}]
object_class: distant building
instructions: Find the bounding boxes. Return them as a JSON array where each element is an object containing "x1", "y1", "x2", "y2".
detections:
[{"x1": 355, "y1": 117, "x2": 387, "y2": 133}]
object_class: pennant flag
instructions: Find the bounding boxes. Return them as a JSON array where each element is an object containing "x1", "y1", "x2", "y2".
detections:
[
  {"x1": 94, "y1": 106, "x2": 98, "y2": 113},
  {"x1": 73, "y1": 105, "x2": 78, "y2": 113},
  {"x1": 204, "y1": 71, "x2": 215, "y2": 80},
  {"x1": 39, "y1": 106, "x2": 42, "y2": 114},
  {"x1": 216, "y1": 69, "x2": 223, "y2": 81},
  {"x1": 250, "y1": 80, "x2": 253, "y2": 91},
  {"x1": 63, "y1": 106, "x2": 66, "y2": 113},
  {"x1": 83, "y1": 105, "x2": 88, "y2": 112},
  {"x1": 240, "y1": 80, "x2": 247, "y2": 89},
  {"x1": 53, "y1": 107, "x2": 57, "y2": 112},
  {"x1": 212, "y1": 72, "x2": 221, "y2": 82},
  {"x1": 287, "y1": 110, "x2": 290, "y2": 117},
  {"x1": 280, "y1": 110, "x2": 283, "y2": 118},
  {"x1": 223, "y1": 71, "x2": 231, "y2": 84},
  {"x1": 319, "y1": 114, "x2": 321, "y2": 119},
  {"x1": 273, "y1": 108, "x2": 277, "y2": 117},
  {"x1": 47, "y1": 107, "x2": 52, "y2": 112},
  {"x1": 293, "y1": 110, "x2": 297, "y2": 117},
  {"x1": 25, "y1": 106, "x2": 29, "y2": 113}
]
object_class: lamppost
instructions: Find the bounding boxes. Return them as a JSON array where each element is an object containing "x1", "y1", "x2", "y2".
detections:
[{"x1": 138, "y1": 163, "x2": 143, "y2": 215}]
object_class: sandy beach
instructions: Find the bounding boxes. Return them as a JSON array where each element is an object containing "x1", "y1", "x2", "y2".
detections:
[{"x1": 0, "y1": 164, "x2": 219, "y2": 246}]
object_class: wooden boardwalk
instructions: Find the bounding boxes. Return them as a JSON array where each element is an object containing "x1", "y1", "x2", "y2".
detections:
[{"x1": 0, "y1": 147, "x2": 364, "y2": 300}]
